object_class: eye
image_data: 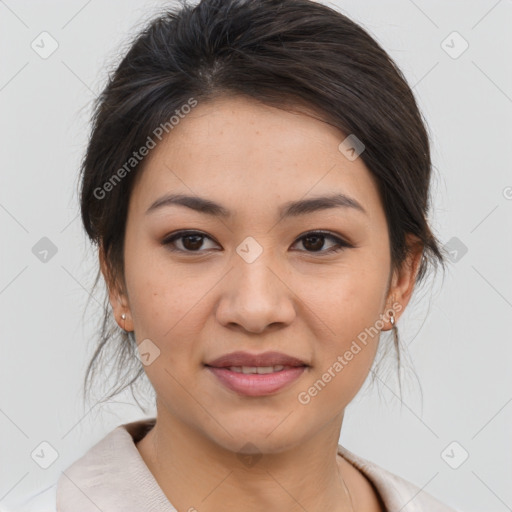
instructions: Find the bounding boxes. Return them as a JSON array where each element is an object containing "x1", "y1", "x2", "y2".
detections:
[
  {"x1": 162, "y1": 230, "x2": 220, "y2": 253},
  {"x1": 162, "y1": 230, "x2": 351, "y2": 255},
  {"x1": 291, "y1": 230, "x2": 352, "y2": 255}
]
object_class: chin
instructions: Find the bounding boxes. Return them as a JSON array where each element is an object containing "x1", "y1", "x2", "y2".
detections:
[{"x1": 207, "y1": 418, "x2": 308, "y2": 456}]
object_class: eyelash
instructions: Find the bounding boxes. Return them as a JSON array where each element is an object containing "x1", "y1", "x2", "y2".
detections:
[{"x1": 161, "y1": 230, "x2": 352, "y2": 256}]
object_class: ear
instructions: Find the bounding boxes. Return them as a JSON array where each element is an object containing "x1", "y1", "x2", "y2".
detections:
[
  {"x1": 383, "y1": 234, "x2": 424, "y2": 330},
  {"x1": 98, "y1": 244, "x2": 134, "y2": 332}
]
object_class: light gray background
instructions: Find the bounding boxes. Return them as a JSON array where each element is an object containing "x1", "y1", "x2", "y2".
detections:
[{"x1": 1, "y1": 1, "x2": 511, "y2": 511}]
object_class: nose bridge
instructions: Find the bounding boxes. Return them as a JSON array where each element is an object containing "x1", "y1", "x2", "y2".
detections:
[
  {"x1": 234, "y1": 239, "x2": 282, "y2": 305},
  {"x1": 216, "y1": 237, "x2": 296, "y2": 332},
  {"x1": 235, "y1": 249, "x2": 278, "y2": 297}
]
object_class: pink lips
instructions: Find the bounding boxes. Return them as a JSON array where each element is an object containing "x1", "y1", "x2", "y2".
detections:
[
  {"x1": 206, "y1": 366, "x2": 307, "y2": 396},
  {"x1": 205, "y1": 350, "x2": 307, "y2": 368},
  {"x1": 205, "y1": 351, "x2": 309, "y2": 397}
]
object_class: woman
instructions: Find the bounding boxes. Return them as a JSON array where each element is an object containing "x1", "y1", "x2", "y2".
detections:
[{"x1": 16, "y1": 0, "x2": 459, "y2": 510}]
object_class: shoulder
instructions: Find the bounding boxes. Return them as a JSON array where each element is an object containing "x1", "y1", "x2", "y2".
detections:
[
  {"x1": 337, "y1": 444, "x2": 460, "y2": 512},
  {"x1": 6, "y1": 483, "x2": 57, "y2": 512},
  {"x1": 5, "y1": 421, "x2": 145, "y2": 512}
]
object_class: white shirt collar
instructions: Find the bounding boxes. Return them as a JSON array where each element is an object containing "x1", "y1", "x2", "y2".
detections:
[{"x1": 56, "y1": 417, "x2": 455, "y2": 512}]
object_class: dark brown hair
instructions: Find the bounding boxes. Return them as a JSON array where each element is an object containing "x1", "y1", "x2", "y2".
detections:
[{"x1": 79, "y1": 0, "x2": 446, "y2": 410}]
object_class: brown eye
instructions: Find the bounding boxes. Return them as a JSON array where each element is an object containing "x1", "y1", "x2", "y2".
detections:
[
  {"x1": 162, "y1": 230, "x2": 351, "y2": 255},
  {"x1": 179, "y1": 233, "x2": 204, "y2": 251},
  {"x1": 162, "y1": 231, "x2": 219, "y2": 253},
  {"x1": 292, "y1": 231, "x2": 351, "y2": 254}
]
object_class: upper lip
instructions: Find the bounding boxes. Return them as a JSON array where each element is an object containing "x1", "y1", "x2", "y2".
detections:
[{"x1": 205, "y1": 351, "x2": 308, "y2": 368}]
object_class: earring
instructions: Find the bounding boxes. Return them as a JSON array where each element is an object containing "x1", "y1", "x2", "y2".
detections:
[
  {"x1": 121, "y1": 313, "x2": 126, "y2": 320},
  {"x1": 389, "y1": 310, "x2": 399, "y2": 350}
]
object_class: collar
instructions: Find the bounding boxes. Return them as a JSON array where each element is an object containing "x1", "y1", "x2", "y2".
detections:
[
  {"x1": 57, "y1": 417, "x2": 453, "y2": 512},
  {"x1": 57, "y1": 418, "x2": 175, "y2": 511}
]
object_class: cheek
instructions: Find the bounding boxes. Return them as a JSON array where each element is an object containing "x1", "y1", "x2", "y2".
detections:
[
  {"x1": 306, "y1": 260, "x2": 389, "y2": 340},
  {"x1": 298, "y1": 260, "x2": 389, "y2": 406},
  {"x1": 123, "y1": 238, "x2": 196, "y2": 337},
  {"x1": 123, "y1": 240, "x2": 211, "y2": 396}
]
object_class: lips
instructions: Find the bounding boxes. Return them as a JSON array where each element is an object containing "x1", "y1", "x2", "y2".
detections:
[
  {"x1": 205, "y1": 351, "x2": 309, "y2": 397},
  {"x1": 204, "y1": 351, "x2": 308, "y2": 369}
]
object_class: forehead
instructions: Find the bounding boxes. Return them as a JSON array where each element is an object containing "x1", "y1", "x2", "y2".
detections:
[{"x1": 130, "y1": 95, "x2": 383, "y2": 223}]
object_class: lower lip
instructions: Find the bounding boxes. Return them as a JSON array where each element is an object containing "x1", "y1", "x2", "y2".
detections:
[{"x1": 206, "y1": 366, "x2": 307, "y2": 397}]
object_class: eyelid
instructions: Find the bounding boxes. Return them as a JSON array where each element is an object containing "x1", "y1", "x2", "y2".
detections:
[
  {"x1": 161, "y1": 229, "x2": 353, "y2": 254},
  {"x1": 162, "y1": 230, "x2": 219, "y2": 246},
  {"x1": 292, "y1": 230, "x2": 353, "y2": 254}
]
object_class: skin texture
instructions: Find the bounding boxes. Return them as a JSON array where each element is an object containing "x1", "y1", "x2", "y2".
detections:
[{"x1": 100, "y1": 95, "x2": 423, "y2": 512}]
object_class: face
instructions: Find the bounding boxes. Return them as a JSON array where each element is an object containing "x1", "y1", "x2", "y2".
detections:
[{"x1": 103, "y1": 95, "x2": 419, "y2": 454}]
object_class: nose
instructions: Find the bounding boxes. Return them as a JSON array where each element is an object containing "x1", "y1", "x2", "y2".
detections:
[{"x1": 215, "y1": 252, "x2": 296, "y2": 334}]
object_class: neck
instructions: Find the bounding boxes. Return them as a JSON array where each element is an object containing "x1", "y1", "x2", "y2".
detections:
[{"x1": 135, "y1": 410, "x2": 356, "y2": 512}]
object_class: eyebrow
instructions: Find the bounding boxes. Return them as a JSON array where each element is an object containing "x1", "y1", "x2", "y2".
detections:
[{"x1": 145, "y1": 192, "x2": 367, "y2": 218}]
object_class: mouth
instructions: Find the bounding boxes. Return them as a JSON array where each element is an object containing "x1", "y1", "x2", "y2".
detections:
[
  {"x1": 204, "y1": 351, "x2": 309, "y2": 397},
  {"x1": 204, "y1": 350, "x2": 308, "y2": 369},
  {"x1": 204, "y1": 363, "x2": 308, "y2": 397},
  {"x1": 206, "y1": 364, "x2": 300, "y2": 374}
]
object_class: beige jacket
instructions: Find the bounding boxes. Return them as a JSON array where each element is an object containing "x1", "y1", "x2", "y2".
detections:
[{"x1": 14, "y1": 418, "x2": 459, "y2": 511}]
